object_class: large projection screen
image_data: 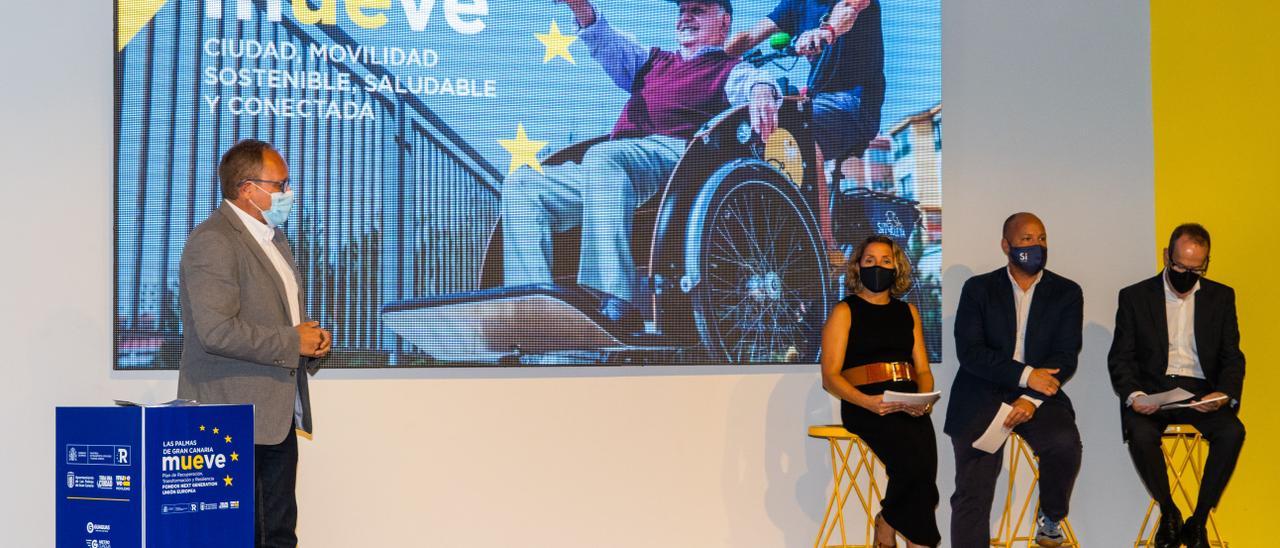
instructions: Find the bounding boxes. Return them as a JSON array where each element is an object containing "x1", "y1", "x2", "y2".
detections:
[{"x1": 114, "y1": 0, "x2": 940, "y2": 368}]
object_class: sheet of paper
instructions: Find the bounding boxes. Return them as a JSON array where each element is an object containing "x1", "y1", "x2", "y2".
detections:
[
  {"x1": 1133, "y1": 388, "x2": 1195, "y2": 408},
  {"x1": 971, "y1": 403, "x2": 1014, "y2": 454},
  {"x1": 1162, "y1": 394, "x2": 1228, "y2": 409},
  {"x1": 882, "y1": 390, "x2": 942, "y2": 405}
]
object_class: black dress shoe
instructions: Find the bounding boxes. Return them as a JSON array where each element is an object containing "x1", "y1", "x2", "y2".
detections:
[
  {"x1": 1153, "y1": 510, "x2": 1182, "y2": 548},
  {"x1": 1180, "y1": 519, "x2": 1209, "y2": 548}
]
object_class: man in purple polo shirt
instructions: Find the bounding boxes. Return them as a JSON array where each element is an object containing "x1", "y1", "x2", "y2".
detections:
[{"x1": 502, "y1": 0, "x2": 783, "y2": 329}]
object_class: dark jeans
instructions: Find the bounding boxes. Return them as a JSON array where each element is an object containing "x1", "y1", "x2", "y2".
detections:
[
  {"x1": 255, "y1": 426, "x2": 299, "y2": 548},
  {"x1": 1123, "y1": 377, "x2": 1245, "y2": 521},
  {"x1": 950, "y1": 402, "x2": 1082, "y2": 547}
]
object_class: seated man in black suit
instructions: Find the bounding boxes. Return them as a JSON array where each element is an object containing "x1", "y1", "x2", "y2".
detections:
[
  {"x1": 947, "y1": 212, "x2": 1083, "y2": 548},
  {"x1": 1108, "y1": 223, "x2": 1246, "y2": 548}
]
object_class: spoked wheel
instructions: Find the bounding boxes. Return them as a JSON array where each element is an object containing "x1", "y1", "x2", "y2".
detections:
[{"x1": 692, "y1": 166, "x2": 829, "y2": 363}]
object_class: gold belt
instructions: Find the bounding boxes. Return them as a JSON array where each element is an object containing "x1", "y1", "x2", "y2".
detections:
[{"x1": 842, "y1": 361, "x2": 915, "y2": 387}]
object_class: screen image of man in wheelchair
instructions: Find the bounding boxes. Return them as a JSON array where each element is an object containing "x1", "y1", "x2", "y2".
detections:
[
  {"x1": 501, "y1": 0, "x2": 784, "y2": 322},
  {"x1": 727, "y1": 0, "x2": 885, "y2": 166}
]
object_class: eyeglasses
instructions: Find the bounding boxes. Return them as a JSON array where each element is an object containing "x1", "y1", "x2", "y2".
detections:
[
  {"x1": 241, "y1": 178, "x2": 291, "y2": 193},
  {"x1": 1169, "y1": 256, "x2": 1209, "y2": 276}
]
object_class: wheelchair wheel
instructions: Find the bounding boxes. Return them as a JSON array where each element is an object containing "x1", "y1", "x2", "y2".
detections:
[{"x1": 691, "y1": 163, "x2": 828, "y2": 363}]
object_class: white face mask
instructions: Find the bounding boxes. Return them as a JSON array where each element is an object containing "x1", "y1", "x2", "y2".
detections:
[{"x1": 249, "y1": 183, "x2": 294, "y2": 228}]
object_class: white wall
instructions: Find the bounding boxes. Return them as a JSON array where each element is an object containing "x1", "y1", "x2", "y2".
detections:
[
  {"x1": 0, "y1": 0, "x2": 1152, "y2": 546},
  {"x1": 938, "y1": 1, "x2": 1155, "y2": 544}
]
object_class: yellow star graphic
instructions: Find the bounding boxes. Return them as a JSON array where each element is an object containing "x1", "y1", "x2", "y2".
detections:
[
  {"x1": 224, "y1": 435, "x2": 232, "y2": 443},
  {"x1": 223, "y1": 475, "x2": 233, "y2": 486},
  {"x1": 498, "y1": 124, "x2": 548, "y2": 175},
  {"x1": 199, "y1": 425, "x2": 205, "y2": 432},
  {"x1": 212, "y1": 427, "x2": 219, "y2": 435},
  {"x1": 230, "y1": 452, "x2": 240, "y2": 462},
  {"x1": 536, "y1": 20, "x2": 577, "y2": 64}
]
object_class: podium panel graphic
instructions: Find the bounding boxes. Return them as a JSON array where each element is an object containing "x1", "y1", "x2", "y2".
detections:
[{"x1": 57, "y1": 404, "x2": 254, "y2": 547}]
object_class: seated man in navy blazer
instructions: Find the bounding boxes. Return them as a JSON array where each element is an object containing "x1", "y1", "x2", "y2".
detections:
[
  {"x1": 1108, "y1": 223, "x2": 1245, "y2": 548},
  {"x1": 947, "y1": 212, "x2": 1083, "y2": 548}
]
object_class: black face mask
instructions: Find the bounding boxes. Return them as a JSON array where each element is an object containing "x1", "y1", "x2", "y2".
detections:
[
  {"x1": 1166, "y1": 267, "x2": 1200, "y2": 294},
  {"x1": 859, "y1": 266, "x2": 896, "y2": 294}
]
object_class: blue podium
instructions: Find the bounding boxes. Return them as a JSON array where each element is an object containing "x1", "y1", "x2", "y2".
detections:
[{"x1": 56, "y1": 404, "x2": 255, "y2": 547}]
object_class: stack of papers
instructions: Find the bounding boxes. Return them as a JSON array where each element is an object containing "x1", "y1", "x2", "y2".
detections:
[
  {"x1": 1133, "y1": 388, "x2": 1194, "y2": 408},
  {"x1": 1163, "y1": 394, "x2": 1228, "y2": 409},
  {"x1": 882, "y1": 390, "x2": 943, "y2": 405}
]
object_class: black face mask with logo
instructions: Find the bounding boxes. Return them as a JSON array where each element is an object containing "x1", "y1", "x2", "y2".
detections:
[
  {"x1": 860, "y1": 265, "x2": 896, "y2": 294},
  {"x1": 1008, "y1": 243, "x2": 1048, "y2": 275},
  {"x1": 1166, "y1": 261, "x2": 1202, "y2": 294}
]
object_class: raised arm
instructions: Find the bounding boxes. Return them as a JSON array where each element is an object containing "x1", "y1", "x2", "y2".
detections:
[
  {"x1": 557, "y1": 0, "x2": 597, "y2": 28},
  {"x1": 563, "y1": 0, "x2": 650, "y2": 91},
  {"x1": 725, "y1": 18, "x2": 780, "y2": 57}
]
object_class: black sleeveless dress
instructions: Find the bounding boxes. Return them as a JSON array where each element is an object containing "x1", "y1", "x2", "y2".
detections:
[
  {"x1": 838, "y1": 295, "x2": 941, "y2": 546},
  {"x1": 842, "y1": 295, "x2": 918, "y2": 398}
]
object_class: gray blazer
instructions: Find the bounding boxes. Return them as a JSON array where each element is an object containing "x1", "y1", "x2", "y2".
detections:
[{"x1": 177, "y1": 202, "x2": 318, "y2": 445}]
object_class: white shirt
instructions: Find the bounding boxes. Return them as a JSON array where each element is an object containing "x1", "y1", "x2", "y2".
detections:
[
  {"x1": 1125, "y1": 271, "x2": 1206, "y2": 406},
  {"x1": 227, "y1": 201, "x2": 304, "y2": 427},
  {"x1": 1009, "y1": 268, "x2": 1045, "y2": 407},
  {"x1": 1163, "y1": 271, "x2": 1204, "y2": 379}
]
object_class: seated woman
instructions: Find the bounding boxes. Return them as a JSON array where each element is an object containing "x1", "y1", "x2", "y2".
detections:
[{"x1": 819, "y1": 235, "x2": 940, "y2": 548}]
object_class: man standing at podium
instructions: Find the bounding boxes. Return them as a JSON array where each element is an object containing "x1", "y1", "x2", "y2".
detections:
[
  {"x1": 177, "y1": 139, "x2": 331, "y2": 547},
  {"x1": 1108, "y1": 223, "x2": 1245, "y2": 548}
]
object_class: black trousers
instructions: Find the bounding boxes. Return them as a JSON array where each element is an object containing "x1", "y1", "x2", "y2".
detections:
[
  {"x1": 950, "y1": 402, "x2": 1082, "y2": 548},
  {"x1": 842, "y1": 402, "x2": 941, "y2": 547},
  {"x1": 255, "y1": 426, "x2": 299, "y2": 548},
  {"x1": 1123, "y1": 377, "x2": 1245, "y2": 520}
]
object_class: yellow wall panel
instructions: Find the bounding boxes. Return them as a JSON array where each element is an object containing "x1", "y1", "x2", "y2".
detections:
[{"x1": 1152, "y1": 0, "x2": 1280, "y2": 541}]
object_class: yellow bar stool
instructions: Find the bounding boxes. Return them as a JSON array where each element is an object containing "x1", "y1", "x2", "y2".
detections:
[
  {"x1": 808, "y1": 425, "x2": 886, "y2": 548},
  {"x1": 990, "y1": 433, "x2": 1080, "y2": 547},
  {"x1": 1133, "y1": 424, "x2": 1229, "y2": 547}
]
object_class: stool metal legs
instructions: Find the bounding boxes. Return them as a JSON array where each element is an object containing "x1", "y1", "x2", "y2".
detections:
[
  {"x1": 815, "y1": 433, "x2": 885, "y2": 548},
  {"x1": 1133, "y1": 431, "x2": 1228, "y2": 547},
  {"x1": 991, "y1": 434, "x2": 1079, "y2": 547}
]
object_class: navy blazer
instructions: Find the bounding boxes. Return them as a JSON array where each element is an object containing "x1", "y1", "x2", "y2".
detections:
[
  {"x1": 1107, "y1": 274, "x2": 1245, "y2": 409},
  {"x1": 945, "y1": 267, "x2": 1084, "y2": 440}
]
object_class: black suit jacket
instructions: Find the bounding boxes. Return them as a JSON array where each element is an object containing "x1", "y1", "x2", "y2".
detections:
[
  {"x1": 945, "y1": 267, "x2": 1084, "y2": 439},
  {"x1": 1107, "y1": 274, "x2": 1246, "y2": 414}
]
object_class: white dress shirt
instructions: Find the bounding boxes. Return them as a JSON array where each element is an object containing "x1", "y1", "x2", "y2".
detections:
[
  {"x1": 1125, "y1": 271, "x2": 1205, "y2": 406},
  {"x1": 1164, "y1": 273, "x2": 1204, "y2": 378},
  {"x1": 227, "y1": 201, "x2": 304, "y2": 427},
  {"x1": 1009, "y1": 268, "x2": 1045, "y2": 407}
]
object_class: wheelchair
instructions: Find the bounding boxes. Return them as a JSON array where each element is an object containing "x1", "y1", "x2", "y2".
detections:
[{"x1": 381, "y1": 54, "x2": 923, "y2": 365}]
